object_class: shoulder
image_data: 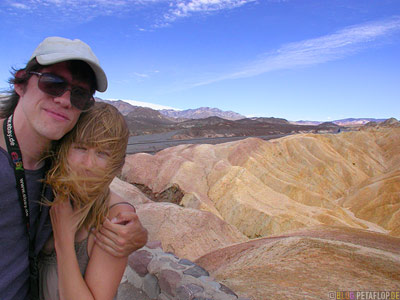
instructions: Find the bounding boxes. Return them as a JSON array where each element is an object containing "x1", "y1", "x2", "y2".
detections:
[{"x1": 107, "y1": 191, "x2": 136, "y2": 220}]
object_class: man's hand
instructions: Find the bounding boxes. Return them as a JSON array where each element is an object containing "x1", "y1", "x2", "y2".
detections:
[{"x1": 93, "y1": 211, "x2": 148, "y2": 257}]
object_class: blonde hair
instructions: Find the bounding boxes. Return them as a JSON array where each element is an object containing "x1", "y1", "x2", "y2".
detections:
[{"x1": 46, "y1": 102, "x2": 129, "y2": 230}]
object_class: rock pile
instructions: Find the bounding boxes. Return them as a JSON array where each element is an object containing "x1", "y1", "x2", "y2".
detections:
[{"x1": 116, "y1": 241, "x2": 250, "y2": 300}]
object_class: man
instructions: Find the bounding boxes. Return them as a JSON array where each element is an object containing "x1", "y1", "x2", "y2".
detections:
[{"x1": 0, "y1": 37, "x2": 147, "y2": 300}]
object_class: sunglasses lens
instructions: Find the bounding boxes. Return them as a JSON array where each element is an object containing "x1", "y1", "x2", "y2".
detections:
[
  {"x1": 71, "y1": 87, "x2": 94, "y2": 110},
  {"x1": 38, "y1": 74, "x2": 67, "y2": 97}
]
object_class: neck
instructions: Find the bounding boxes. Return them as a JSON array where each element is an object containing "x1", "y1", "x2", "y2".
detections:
[
  {"x1": 6, "y1": 114, "x2": 51, "y2": 170},
  {"x1": 17, "y1": 130, "x2": 50, "y2": 170}
]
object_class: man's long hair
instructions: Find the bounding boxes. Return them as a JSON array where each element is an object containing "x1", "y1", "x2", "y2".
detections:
[{"x1": 45, "y1": 102, "x2": 129, "y2": 230}]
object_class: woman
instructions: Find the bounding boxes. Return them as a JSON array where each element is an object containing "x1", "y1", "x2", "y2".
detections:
[{"x1": 39, "y1": 102, "x2": 134, "y2": 300}]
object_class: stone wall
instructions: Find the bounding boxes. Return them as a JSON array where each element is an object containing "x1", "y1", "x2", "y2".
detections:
[{"x1": 116, "y1": 241, "x2": 251, "y2": 300}]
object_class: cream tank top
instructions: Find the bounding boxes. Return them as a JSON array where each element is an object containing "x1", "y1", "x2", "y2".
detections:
[{"x1": 38, "y1": 238, "x2": 89, "y2": 300}]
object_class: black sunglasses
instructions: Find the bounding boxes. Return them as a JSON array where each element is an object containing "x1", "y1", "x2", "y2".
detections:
[{"x1": 29, "y1": 71, "x2": 94, "y2": 110}]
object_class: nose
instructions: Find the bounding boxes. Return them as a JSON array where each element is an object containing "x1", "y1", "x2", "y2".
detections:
[
  {"x1": 82, "y1": 153, "x2": 96, "y2": 169},
  {"x1": 80, "y1": 150, "x2": 102, "y2": 176},
  {"x1": 53, "y1": 89, "x2": 73, "y2": 109}
]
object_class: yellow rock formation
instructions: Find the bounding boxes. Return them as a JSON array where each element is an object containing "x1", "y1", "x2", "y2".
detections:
[
  {"x1": 122, "y1": 127, "x2": 400, "y2": 238},
  {"x1": 338, "y1": 169, "x2": 400, "y2": 236}
]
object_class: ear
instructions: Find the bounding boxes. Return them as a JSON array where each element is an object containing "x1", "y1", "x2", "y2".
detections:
[{"x1": 14, "y1": 70, "x2": 27, "y2": 97}]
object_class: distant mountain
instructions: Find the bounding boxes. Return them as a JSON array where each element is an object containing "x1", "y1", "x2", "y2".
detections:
[
  {"x1": 317, "y1": 122, "x2": 340, "y2": 128},
  {"x1": 97, "y1": 98, "x2": 136, "y2": 115},
  {"x1": 98, "y1": 99, "x2": 245, "y2": 121},
  {"x1": 96, "y1": 98, "x2": 340, "y2": 137},
  {"x1": 126, "y1": 106, "x2": 175, "y2": 122},
  {"x1": 126, "y1": 113, "x2": 341, "y2": 138},
  {"x1": 97, "y1": 98, "x2": 395, "y2": 137},
  {"x1": 291, "y1": 120, "x2": 321, "y2": 126},
  {"x1": 332, "y1": 118, "x2": 387, "y2": 126},
  {"x1": 381, "y1": 117, "x2": 399, "y2": 126},
  {"x1": 292, "y1": 118, "x2": 387, "y2": 126},
  {"x1": 124, "y1": 106, "x2": 179, "y2": 135},
  {"x1": 159, "y1": 107, "x2": 246, "y2": 121},
  {"x1": 362, "y1": 117, "x2": 399, "y2": 129},
  {"x1": 97, "y1": 98, "x2": 181, "y2": 116},
  {"x1": 246, "y1": 117, "x2": 290, "y2": 125}
]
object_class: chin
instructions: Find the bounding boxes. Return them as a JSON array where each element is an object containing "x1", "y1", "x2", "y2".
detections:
[
  {"x1": 41, "y1": 126, "x2": 74, "y2": 142},
  {"x1": 48, "y1": 132, "x2": 68, "y2": 141}
]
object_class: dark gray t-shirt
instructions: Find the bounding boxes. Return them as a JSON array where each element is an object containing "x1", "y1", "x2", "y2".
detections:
[{"x1": 0, "y1": 147, "x2": 52, "y2": 300}]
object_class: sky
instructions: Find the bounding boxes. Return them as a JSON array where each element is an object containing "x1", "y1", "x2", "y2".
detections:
[{"x1": 0, "y1": 0, "x2": 399, "y2": 121}]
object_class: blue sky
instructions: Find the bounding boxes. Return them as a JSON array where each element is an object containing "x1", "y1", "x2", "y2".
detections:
[{"x1": 0, "y1": 0, "x2": 399, "y2": 121}]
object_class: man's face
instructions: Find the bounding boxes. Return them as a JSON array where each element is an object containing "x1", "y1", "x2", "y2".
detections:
[{"x1": 14, "y1": 62, "x2": 91, "y2": 142}]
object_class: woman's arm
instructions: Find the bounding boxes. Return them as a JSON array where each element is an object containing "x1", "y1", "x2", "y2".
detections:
[
  {"x1": 83, "y1": 202, "x2": 135, "y2": 300},
  {"x1": 52, "y1": 199, "x2": 135, "y2": 300},
  {"x1": 50, "y1": 200, "x2": 95, "y2": 300}
]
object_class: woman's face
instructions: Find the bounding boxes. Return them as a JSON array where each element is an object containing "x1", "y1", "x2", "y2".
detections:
[{"x1": 67, "y1": 143, "x2": 110, "y2": 176}]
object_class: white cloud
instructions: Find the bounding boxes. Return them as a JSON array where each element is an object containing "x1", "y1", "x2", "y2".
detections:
[
  {"x1": 9, "y1": 2, "x2": 29, "y2": 9},
  {"x1": 4, "y1": 0, "x2": 167, "y2": 22},
  {"x1": 164, "y1": 0, "x2": 256, "y2": 22},
  {"x1": 191, "y1": 17, "x2": 400, "y2": 87},
  {"x1": 4, "y1": 0, "x2": 255, "y2": 26},
  {"x1": 134, "y1": 72, "x2": 150, "y2": 78},
  {"x1": 131, "y1": 70, "x2": 160, "y2": 80}
]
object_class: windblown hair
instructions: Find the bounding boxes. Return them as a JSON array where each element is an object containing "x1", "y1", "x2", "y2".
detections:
[
  {"x1": 45, "y1": 102, "x2": 129, "y2": 230},
  {"x1": 0, "y1": 58, "x2": 96, "y2": 118}
]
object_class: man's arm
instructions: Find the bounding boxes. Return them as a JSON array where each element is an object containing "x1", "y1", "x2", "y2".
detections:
[{"x1": 93, "y1": 210, "x2": 148, "y2": 257}]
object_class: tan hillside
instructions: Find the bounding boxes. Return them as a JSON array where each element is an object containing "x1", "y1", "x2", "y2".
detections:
[
  {"x1": 122, "y1": 127, "x2": 400, "y2": 238},
  {"x1": 135, "y1": 202, "x2": 248, "y2": 261},
  {"x1": 337, "y1": 125, "x2": 400, "y2": 236},
  {"x1": 338, "y1": 169, "x2": 400, "y2": 236},
  {"x1": 195, "y1": 226, "x2": 400, "y2": 300}
]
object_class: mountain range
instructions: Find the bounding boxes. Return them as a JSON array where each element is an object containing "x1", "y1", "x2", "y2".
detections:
[
  {"x1": 101, "y1": 99, "x2": 343, "y2": 141},
  {"x1": 98, "y1": 98, "x2": 389, "y2": 125},
  {"x1": 159, "y1": 107, "x2": 245, "y2": 120}
]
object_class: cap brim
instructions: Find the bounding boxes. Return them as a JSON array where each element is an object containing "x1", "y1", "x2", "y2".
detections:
[{"x1": 35, "y1": 54, "x2": 107, "y2": 92}]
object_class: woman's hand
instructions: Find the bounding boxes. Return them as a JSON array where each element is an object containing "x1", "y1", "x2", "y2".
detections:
[{"x1": 50, "y1": 200, "x2": 80, "y2": 249}]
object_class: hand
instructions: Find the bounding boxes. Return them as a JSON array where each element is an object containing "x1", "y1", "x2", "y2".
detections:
[
  {"x1": 93, "y1": 211, "x2": 148, "y2": 257},
  {"x1": 50, "y1": 200, "x2": 80, "y2": 247}
]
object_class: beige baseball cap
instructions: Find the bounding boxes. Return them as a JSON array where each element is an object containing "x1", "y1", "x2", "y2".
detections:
[{"x1": 30, "y1": 37, "x2": 107, "y2": 92}]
